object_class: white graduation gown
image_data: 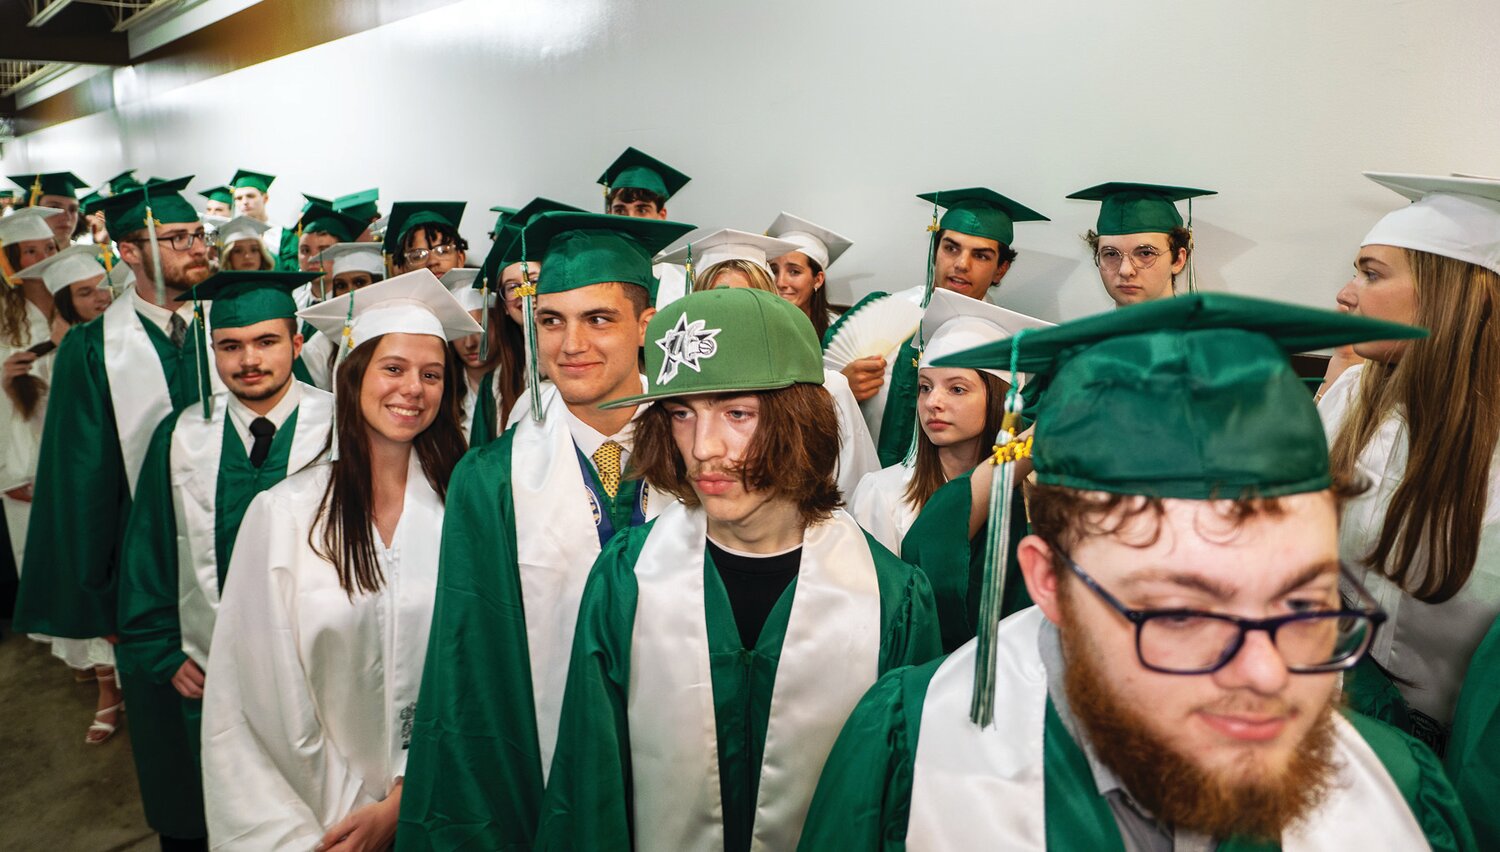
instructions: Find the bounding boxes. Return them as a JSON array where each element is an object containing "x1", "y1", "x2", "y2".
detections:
[
  {"x1": 824, "y1": 368, "x2": 880, "y2": 499},
  {"x1": 201, "y1": 452, "x2": 443, "y2": 850},
  {"x1": 848, "y1": 462, "x2": 919, "y2": 553},
  {"x1": 1320, "y1": 364, "x2": 1500, "y2": 729},
  {"x1": 301, "y1": 330, "x2": 337, "y2": 391},
  {"x1": 652, "y1": 261, "x2": 689, "y2": 310}
]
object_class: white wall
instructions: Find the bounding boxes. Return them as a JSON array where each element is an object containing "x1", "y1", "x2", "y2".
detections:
[{"x1": 5, "y1": 0, "x2": 1500, "y2": 320}]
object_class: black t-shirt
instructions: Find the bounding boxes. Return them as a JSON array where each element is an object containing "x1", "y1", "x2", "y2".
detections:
[{"x1": 707, "y1": 538, "x2": 803, "y2": 649}]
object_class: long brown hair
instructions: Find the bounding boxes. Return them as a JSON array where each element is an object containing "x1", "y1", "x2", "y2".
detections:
[
  {"x1": 804, "y1": 257, "x2": 832, "y2": 341},
  {"x1": 1330, "y1": 249, "x2": 1500, "y2": 603},
  {"x1": 486, "y1": 303, "x2": 526, "y2": 423},
  {"x1": 1, "y1": 244, "x2": 31, "y2": 347},
  {"x1": 312, "y1": 335, "x2": 468, "y2": 598},
  {"x1": 903, "y1": 370, "x2": 1008, "y2": 511}
]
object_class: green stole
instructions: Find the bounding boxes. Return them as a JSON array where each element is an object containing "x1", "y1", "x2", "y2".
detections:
[
  {"x1": 900, "y1": 472, "x2": 1032, "y2": 652},
  {"x1": 875, "y1": 334, "x2": 922, "y2": 467},
  {"x1": 213, "y1": 410, "x2": 299, "y2": 585},
  {"x1": 468, "y1": 370, "x2": 498, "y2": 448}
]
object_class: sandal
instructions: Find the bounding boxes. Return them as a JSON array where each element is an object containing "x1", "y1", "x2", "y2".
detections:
[
  {"x1": 73, "y1": 668, "x2": 98, "y2": 683},
  {"x1": 86, "y1": 701, "x2": 124, "y2": 745}
]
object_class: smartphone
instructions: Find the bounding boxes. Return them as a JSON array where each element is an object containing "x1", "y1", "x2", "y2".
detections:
[{"x1": 25, "y1": 340, "x2": 57, "y2": 357}]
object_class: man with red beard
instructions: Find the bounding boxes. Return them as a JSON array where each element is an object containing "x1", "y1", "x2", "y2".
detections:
[
  {"x1": 800, "y1": 294, "x2": 1477, "y2": 851},
  {"x1": 13, "y1": 177, "x2": 221, "y2": 851}
]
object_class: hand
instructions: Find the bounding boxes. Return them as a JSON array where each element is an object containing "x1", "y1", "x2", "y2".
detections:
[
  {"x1": 172, "y1": 659, "x2": 206, "y2": 699},
  {"x1": 842, "y1": 356, "x2": 887, "y2": 402},
  {"x1": 2, "y1": 351, "x2": 37, "y2": 386},
  {"x1": 4, "y1": 484, "x2": 33, "y2": 502},
  {"x1": 318, "y1": 783, "x2": 401, "y2": 852}
]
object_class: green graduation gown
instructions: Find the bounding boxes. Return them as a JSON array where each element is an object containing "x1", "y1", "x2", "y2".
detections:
[
  {"x1": 1446, "y1": 613, "x2": 1500, "y2": 851},
  {"x1": 799, "y1": 611, "x2": 1477, "y2": 852},
  {"x1": 534, "y1": 511, "x2": 943, "y2": 852}
]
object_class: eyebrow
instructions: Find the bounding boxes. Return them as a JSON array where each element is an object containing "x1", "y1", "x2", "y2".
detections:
[
  {"x1": 1355, "y1": 254, "x2": 1390, "y2": 271},
  {"x1": 1124, "y1": 559, "x2": 1339, "y2": 602}
]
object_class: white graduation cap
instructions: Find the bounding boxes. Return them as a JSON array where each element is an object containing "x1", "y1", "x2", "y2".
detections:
[
  {"x1": 108, "y1": 260, "x2": 135, "y2": 293},
  {"x1": 655, "y1": 228, "x2": 801, "y2": 276},
  {"x1": 0, "y1": 206, "x2": 65, "y2": 247},
  {"x1": 317, "y1": 242, "x2": 385, "y2": 279},
  {"x1": 21, "y1": 244, "x2": 109, "y2": 295},
  {"x1": 1362, "y1": 172, "x2": 1500, "y2": 275},
  {"x1": 298, "y1": 268, "x2": 482, "y2": 349},
  {"x1": 214, "y1": 214, "x2": 271, "y2": 246},
  {"x1": 765, "y1": 212, "x2": 854, "y2": 270},
  {"x1": 202, "y1": 214, "x2": 229, "y2": 234},
  {"x1": 917, "y1": 288, "x2": 1053, "y2": 379},
  {"x1": 369, "y1": 214, "x2": 391, "y2": 242},
  {"x1": 441, "y1": 267, "x2": 495, "y2": 312}
]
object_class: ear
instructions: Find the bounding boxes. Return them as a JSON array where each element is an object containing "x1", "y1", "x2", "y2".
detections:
[
  {"x1": 1171, "y1": 247, "x2": 1188, "y2": 275},
  {"x1": 654, "y1": 206, "x2": 668, "y2": 221},
  {"x1": 1017, "y1": 534, "x2": 1065, "y2": 627},
  {"x1": 118, "y1": 239, "x2": 142, "y2": 265},
  {"x1": 813, "y1": 270, "x2": 826, "y2": 291},
  {"x1": 636, "y1": 306, "x2": 658, "y2": 345},
  {"x1": 291, "y1": 333, "x2": 305, "y2": 359},
  {"x1": 992, "y1": 259, "x2": 1013, "y2": 284}
]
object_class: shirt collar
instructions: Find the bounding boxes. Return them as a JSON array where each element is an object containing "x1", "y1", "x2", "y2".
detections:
[
  {"x1": 227, "y1": 379, "x2": 303, "y2": 436},
  {"x1": 131, "y1": 286, "x2": 195, "y2": 334},
  {"x1": 562, "y1": 373, "x2": 648, "y2": 457}
]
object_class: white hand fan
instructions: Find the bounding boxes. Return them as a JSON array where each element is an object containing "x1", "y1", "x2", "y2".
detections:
[{"x1": 823, "y1": 287, "x2": 925, "y2": 371}]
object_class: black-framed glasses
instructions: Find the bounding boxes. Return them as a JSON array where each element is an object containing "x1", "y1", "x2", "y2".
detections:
[
  {"x1": 1095, "y1": 245, "x2": 1167, "y2": 270},
  {"x1": 1061, "y1": 553, "x2": 1386, "y2": 675},
  {"x1": 402, "y1": 243, "x2": 460, "y2": 265},
  {"x1": 127, "y1": 230, "x2": 208, "y2": 252}
]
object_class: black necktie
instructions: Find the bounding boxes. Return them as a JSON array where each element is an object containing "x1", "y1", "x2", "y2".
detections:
[
  {"x1": 249, "y1": 418, "x2": 275, "y2": 468},
  {"x1": 168, "y1": 313, "x2": 188, "y2": 347}
]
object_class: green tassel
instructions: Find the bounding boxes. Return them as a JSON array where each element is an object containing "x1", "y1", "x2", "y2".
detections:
[
  {"x1": 684, "y1": 242, "x2": 695, "y2": 294},
  {"x1": 1186, "y1": 197, "x2": 1197, "y2": 296},
  {"x1": 478, "y1": 271, "x2": 491, "y2": 358},
  {"x1": 143, "y1": 197, "x2": 167, "y2": 308},
  {"x1": 920, "y1": 195, "x2": 940, "y2": 311},
  {"x1": 193, "y1": 298, "x2": 213, "y2": 419},
  {"x1": 330, "y1": 292, "x2": 356, "y2": 461},
  {"x1": 520, "y1": 225, "x2": 544, "y2": 422}
]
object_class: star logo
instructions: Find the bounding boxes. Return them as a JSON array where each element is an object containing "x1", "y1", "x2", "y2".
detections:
[{"x1": 655, "y1": 314, "x2": 722, "y2": 385}]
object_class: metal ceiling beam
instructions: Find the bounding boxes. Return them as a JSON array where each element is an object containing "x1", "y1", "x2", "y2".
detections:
[
  {"x1": 0, "y1": 0, "x2": 130, "y2": 65},
  {"x1": 28, "y1": 0, "x2": 78, "y2": 28}
]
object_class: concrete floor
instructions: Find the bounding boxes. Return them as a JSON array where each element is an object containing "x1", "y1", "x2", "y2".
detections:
[{"x1": 0, "y1": 627, "x2": 158, "y2": 851}]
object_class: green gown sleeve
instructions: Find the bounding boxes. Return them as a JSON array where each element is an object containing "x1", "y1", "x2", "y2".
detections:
[
  {"x1": 396, "y1": 433, "x2": 549, "y2": 851},
  {"x1": 1446, "y1": 614, "x2": 1500, "y2": 852},
  {"x1": 875, "y1": 336, "x2": 922, "y2": 467},
  {"x1": 1342, "y1": 655, "x2": 1414, "y2": 735},
  {"x1": 797, "y1": 659, "x2": 942, "y2": 852},
  {"x1": 1344, "y1": 711, "x2": 1479, "y2": 852},
  {"x1": 13, "y1": 321, "x2": 126, "y2": 638},
  {"x1": 534, "y1": 526, "x2": 646, "y2": 852},
  {"x1": 115, "y1": 412, "x2": 189, "y2": 684},
  {"x1": 868, "y1": 534, "x2": 944, "y2": 671}
]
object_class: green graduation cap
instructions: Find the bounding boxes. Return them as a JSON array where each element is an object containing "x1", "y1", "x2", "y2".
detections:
[
  {"x1": 488, "y1": 204, "x2": 519, "y2": 238},
  {"x1": 105, "y1": 170, "x2": 142, "y2": 195},
  {"x1": 489, "y1": 197, "x2": 586, "y2": 274},
  {"x1": 178, "y1": 270, "x2": 322, "y2": 330},
  {"x1": 80, "y1": 190, "x2": 106, "y2": 214},
  {"x1": 917, "y1": 187, "x2": 1048, "y2": 246},
  {"x1": 604, "y1": 287, "x2": 824, "y2": 409},
  {"x1": 1067, "y1": 182, "x2": 1216, "y2": 236},
  {"x1": 94, "y1": 175, "x2": 201, "y2": 239},
  {"x1": 199, "y1": 185, "x2": 234, "y2": 206},
  {"x1": 300, "y1": 193, "x2": 334, "y2": 213},
  {"x1": 333, "y1": 188, "x2": 380, "y2": 222},
  {"x1": 8, "y1": 171, "x2": 89, "y2": 204},
  {"x1": 382, "y1": 201, "x2": 467, "y2": 255},
  {"x1": 598, "y1": 147, "x2": 691, "y2": 203},
  {"x1": 299, "y1": 203, "x2": 366, "y2": 243},
  {"x1": 231, "y1": 169, "x2": 275, "y2": 193},
  {"x1": 523, "y1": 210, "x2": 694, "y2": 302},
  {"x1": 0, "y1": 189, "x2": 16, "y2": 200}
]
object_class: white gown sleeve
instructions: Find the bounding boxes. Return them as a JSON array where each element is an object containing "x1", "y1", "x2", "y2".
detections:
[
  {"x1": 201, "y1": 491, "x2": 365, "y2": 850},
  {"x1": 0, "y1": 343, "x2": 48, "y2": 492},
  {"x1": 824, "y1": 369, "x2": 880, "y2": 500},
  {"x1": 301, "y1": 331, "x2": 335, "y2": 392},
  {"x1": 848, "y1": 468, "x2": 904, "y2": 554}
]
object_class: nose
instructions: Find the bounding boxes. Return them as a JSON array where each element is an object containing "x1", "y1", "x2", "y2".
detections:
[
  {"x1": 560, "y1": 320, "x2": 587, "y2": 355},
  {"x1": 952, "y1": 251, "x2": 970, "y2": 272},
  {"x1": 692, "y1": 414, "x2": 726, "y2": 463},
  {"x1": 1211, "y1": 629, "x2": 1291, "y2": 697},
  {"x1": 1336, "y1": 278, "x2": 1359, "y2": 312}
]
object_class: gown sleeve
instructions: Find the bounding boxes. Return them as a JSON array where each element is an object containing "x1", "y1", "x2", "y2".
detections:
[
  {"x1": 1445, "y1": 614, "x2": 1500, "y2": 852},
  {"x1": 116, "y1": 413, "x2": 189, "y2": 685},
  {"x1": 825, "y1": 369, "x2": 880, "y2": 498},
  {"x1": 1343, "y1": 711, "x2": 1479, "y2": 852},
  {"x1": 200, "y1": 490, "x2": 365, "y2": 850},
  {"x1": 869, "y1": 533, "x2": 944, "y2": 672},
  {"x1": 534, "y1": 528, "x2": 644, "y2": 852}
]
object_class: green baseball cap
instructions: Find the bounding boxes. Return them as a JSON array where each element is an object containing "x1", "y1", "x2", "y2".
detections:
[
  {"x1": 382, "y1": 201, "x2": 466, "y2": 255},
  {"x1": 231, "y1": 169, "x2": 275, "y2": 193},
  {"x1": 1067, "y1": 182, "x2": 1216, "y2": 236},
  {"x1": 95, "y1": 176, "x2": 200, "y2": 239},
  {"x1": 178, "y1": 270, "x2": 321, "y2": 330},
  {"x1": 599, "y1": 147, "x2": 691, "y2": 203},
  {"x1": 300, "y1": 203, "x2": 366, "y2": 243},
  {"x1": 8, "y1": 171, "x2": 89, "y2": 202},
  {"x1": 523, "y1": 210, "x2": 694, "y2": 304},
  {"x1": 918, "y1": 187, "x2": 1048, "y2": 246},
  {"x1": 334, "y1": 188, "x2": 380, "y2": 222},
  {"x1": 604, "y1": 287, "x2": 824, "y2": 409},
  {"x1": 934, "y1": 293, "x2": 1427, "y2": 499},
  {"x1": 199, "y1": 185, "x2": 234, "y2": 206}
]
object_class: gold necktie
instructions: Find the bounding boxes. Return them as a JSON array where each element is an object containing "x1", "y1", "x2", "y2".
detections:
[{"x1": 592, "y1": 440, "x2": 623, "y2": 500}]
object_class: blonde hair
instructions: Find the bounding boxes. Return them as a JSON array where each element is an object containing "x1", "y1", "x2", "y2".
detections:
[
  {"x1": 1330, "y1": 249, "x2": 1500, "y2": 603},
  {"x1": 693, "y1": 259, "x2": 775, "y2": 294}
]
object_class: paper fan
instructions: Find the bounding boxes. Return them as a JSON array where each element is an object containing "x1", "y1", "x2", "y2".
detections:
[{"x1": 823, "y1": 287, "x2": 925, "y2": 371}]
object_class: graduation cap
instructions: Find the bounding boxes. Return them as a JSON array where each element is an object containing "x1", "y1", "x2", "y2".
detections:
[
  {"x1": 917, "y1": 187, "x2": 1048, "y2": 247},
  {"x1": 0, "y1": 208, "x2": 66, "y2": 283},
  {"x1": 490, "y1": 198, "x2": 587, "y2": 271},
  {"x1": 525, "y1": 211, "x2": 695, "y2": 301},
  {"x1": 214, "y1": 215, "x2": 271, "y2": 246},
  {"x1": 1067, "y1": 182, "x2": 1216, "y2": 236},
  {"x1": 178, "y1": 270, "x2": 321, "y2": 330},
  {"x1": 316, "y1": 242, "x2": 385, "y2": 279},
  {"x1": 934, "y1": 291, "x2": 1426, "y2": 727},
  {"x1": 604, "y1": 287, "x2": 824, "y2": 409},
  {"x1": 1361, "y1": 172, "x2": 1500, "y2": 275},
  {"x1": 765, "y1": 212, "x2": 854, "y2": 270},
  {"x1": 656, "y1": 228, "x2": 800, "y2": 280},
  {"x1": 94, "y1": 176, "x2": 200, "y2": 239},
  {"x1": 0, "y1": 189, "x2": 16, "y2": 199},
  {"x1": 382, "y1": 201, "x2": 467, "y2": 255},
  {"x1": 230, "y1": 169, "x2": 275, "y2": 193},
  {"x1": 298, "y1": 268, "x2": 482, "y2": 349},
  {"x1": 105, "y1": 170, "x2": 143, "y2": 196},
  {"x1": 199, "y1": 185, "x2": 234, "y2": 207},
  {"x1": 7, "y1": 172, "x2": 89, "y2": 205},
  {"x1": 334, "y1": 188, "x2": 380, "y2": 222},
  {"x1": 598, "y1": 147, "x2": 691, "y2": 204},
  {"x1": 300, "y1": 203, "x2": 366, "y2": 243},
  {"x1": 301, "y1": 193, "x2": 334, "y2": 212},
  {"x1": 916, "y1": 288, "x2": 1053, "y2": 379},
  {"x1": 442, "y1": 268, "x2": 493, "y2": 312},
  {"x1": 22, "y1": 245, "x2": 110, "y2": 295},
  {"x1": 488, "y1": 204, "x2": 519, "y2": 238}
]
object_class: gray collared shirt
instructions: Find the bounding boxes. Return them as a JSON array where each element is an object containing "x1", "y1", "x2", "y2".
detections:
[{"x1": 1038, "y1": 619, "x2": 1217, "y2": 852}]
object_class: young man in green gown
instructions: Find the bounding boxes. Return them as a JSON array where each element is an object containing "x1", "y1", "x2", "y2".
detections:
[
  {"x1": 536, "y1": 287, "x2": 943, "y2": 852},
  {"x1": 799, "y1": 294, "x2": 1477, "y2": 851},
  {"x1": 116, "y1": 270, "x2": 335, "y2": 767}
]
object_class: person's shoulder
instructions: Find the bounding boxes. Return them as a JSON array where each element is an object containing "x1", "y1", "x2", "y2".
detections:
[{"x1": 259, "y1": 460, "x2": 332, "y2": 510}]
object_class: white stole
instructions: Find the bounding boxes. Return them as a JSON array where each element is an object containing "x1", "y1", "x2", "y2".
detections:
[
  {"x1": 907, "y1": 608, "x2": 1431, "y2": 851},
  {"x1": 173, "y1": 385, "x2": 332, "y2": 668},
  {"x1": 628, "y1": 503, "x2": 882, "y2": 851},
  {"x1": 510, "y1": 389, "x2": 658, "y2": 780}
]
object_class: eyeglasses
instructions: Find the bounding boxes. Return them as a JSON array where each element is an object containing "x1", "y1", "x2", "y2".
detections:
[
  {"x1": 1095, "y1": 245, "x2": 1168, "y2": 270},
  {"x1": 403, "y1": 244, "x2": 460, "y2": 265},
  {"x1": 1060, "y1": 553, "x2": 1385, "y2": 675},
  {"x1": 128, "y1": 230, "x2": 208, "y2": 252}
]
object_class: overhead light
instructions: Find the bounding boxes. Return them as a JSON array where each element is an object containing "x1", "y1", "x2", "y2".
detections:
[{"x1": 27, "y1": 0, "x2": 77, "y2": 28}]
